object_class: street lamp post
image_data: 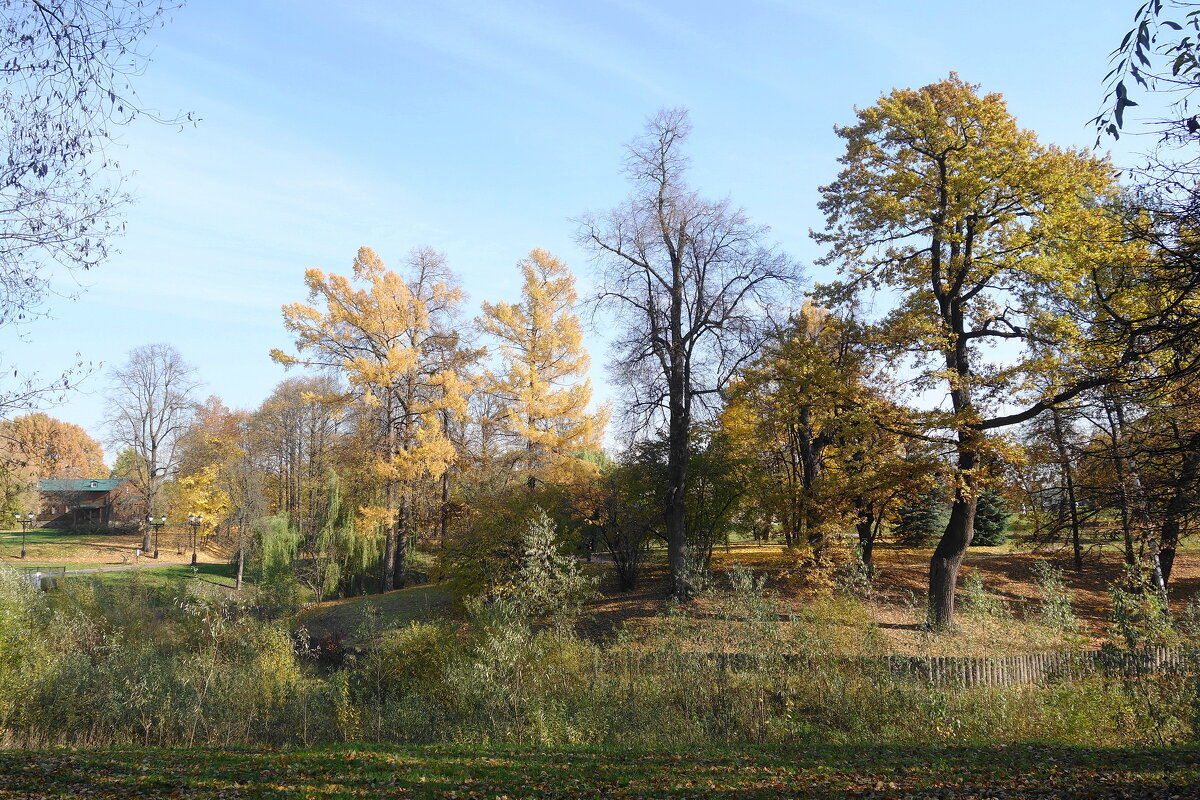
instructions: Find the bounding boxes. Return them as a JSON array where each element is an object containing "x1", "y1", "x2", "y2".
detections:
[
  {"x1": 147, "y1": 516, "x2": 166, "y2": 559},
  {"x1": 13, "y1": 513, "x2": 34, "y2": 559},
  {"x1": 186, "y1": 514, "x2": 203, "y2": 566}
]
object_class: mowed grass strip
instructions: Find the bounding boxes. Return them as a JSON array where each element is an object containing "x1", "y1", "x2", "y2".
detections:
[
  {"x1": 77, "y1": 562, "x2": 238, "y2": 588},
  {"x1": 0, "y1": 744, "x2": 1197, "y2": 798}
]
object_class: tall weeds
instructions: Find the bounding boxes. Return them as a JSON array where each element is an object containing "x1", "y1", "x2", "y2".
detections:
[{"x1": 0, "y1": 565, "x2": 1194, "y2": 748}]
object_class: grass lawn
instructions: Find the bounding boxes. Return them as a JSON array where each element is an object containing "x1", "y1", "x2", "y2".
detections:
[
  {"x1": 0, "y1": 743, "x2": 1195, "y2": 798},
  {"x1": 292, "y1": 584, "x2": 454, "y2": 642},
  {"x1": 70, "y1": 562, "x2": 239, "y2": 592}
]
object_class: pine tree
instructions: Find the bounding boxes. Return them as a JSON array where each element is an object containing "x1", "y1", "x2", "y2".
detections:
[
  {"x1": 480, "y1": 249, "x2": 605, "y2": 487},
  {"x1": 892, "y1": 486, "x2": 951, "y2": 547},
  {"x1": 971, "y1": 489, "x2": 1011, "y2": 547}
]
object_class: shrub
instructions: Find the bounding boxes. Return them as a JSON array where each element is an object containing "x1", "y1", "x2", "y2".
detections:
[
  {"x1": 506, "y1": 510, "x2": 598, "y2": 625},
  {"x1": 1032, "y1": 560, "x2": 1078, "y2": 633},
  {"x1": 960, "y1": 569, "x2": 1006, "y2": 618}
]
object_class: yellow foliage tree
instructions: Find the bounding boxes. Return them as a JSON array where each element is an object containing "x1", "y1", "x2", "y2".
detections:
[
  {"x1": 815, "y1": 75, "x2": 1133, "y2": 628},
  {"x1": 165, "y1": 463, "x2": 232, "y2": 540},
  {"x1": 480, "y1": 249, "x2": 606, "y2": 487},
  {"x1": 723, "y1": 303, "x2": 920, "y2": 570},
  {"x1": 273, "y1": 246, "x2": 476, "y2": 590}
]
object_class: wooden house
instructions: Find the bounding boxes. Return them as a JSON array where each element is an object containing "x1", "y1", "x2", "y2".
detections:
[{"x1": 36, "y1": 479, "x2": 134, "y2": 527}]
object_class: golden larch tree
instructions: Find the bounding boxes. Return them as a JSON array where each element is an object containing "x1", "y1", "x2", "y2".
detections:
[
  {"x1": 273, "y1": 246, "x2": 474, "y2": 590},
  {"x1": 480, "y1": 249, "x2": 605, "y2": 487}
]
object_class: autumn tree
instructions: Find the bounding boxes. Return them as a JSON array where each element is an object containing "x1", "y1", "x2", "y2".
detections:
[
  {"x1": 815, "y1": 75, "x2": 1131, "y2": 628},
  {"x1": 105, "y1": 343, "x2": 200, "y2": 551},
  {"x1": 579, "y1": 108, "x2": 795, "y2": 596},
  {"x1": 724, "y1": 305, "x2": 863, "y2": 552},
  {"x1": 0, "y1": 412, "x2": 105, "y2": 516},
  {"x1": 160, "y1": 395, "x2": 256, "y2": 558},
  {"x1": 0, "y1": 413, "x2": 106, "y2": 478},
  {"x1": 480, "y1": 248, "x2": 605, "y2": 487},
  {"x1": 273, "y1": 247, "x2": 476, "y2": 591},
  {"x1": 723, "y1": 303, "x2": 923, "y2": 569}
]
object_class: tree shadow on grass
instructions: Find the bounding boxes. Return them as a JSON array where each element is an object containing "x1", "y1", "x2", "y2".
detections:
[{"x1": 0, "y1": 743, "x2": 1196, "y2": 798}]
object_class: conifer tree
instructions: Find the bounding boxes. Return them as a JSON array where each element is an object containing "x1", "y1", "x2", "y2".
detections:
[
  {"x1": 971, "y1": 489, "x2": 1010, "y2": 547},
  {"x1": 480, "y1": 249, "x2": 605, "y2": 487},
  {"x1": 892, "y1": 486, "x2": 951, "y2": 547},
  {"x1": 273, "y1": 247, "x2": 477, "y2": 590}
]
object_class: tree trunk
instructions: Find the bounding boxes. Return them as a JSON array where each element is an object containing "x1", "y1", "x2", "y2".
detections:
[
  {"x1": 381, "y1": 408, "x2": 400, "y2": 593},
  {"x1": 392, "y1": 498, "x2": 409, "y2": 591},
  {"x1": 1103, "y1": 398, "x2": 1137, "y2": 567},
  {"x1": 440, "y1": 470, "x2": 450, "y2": 547},
  {"x1": 665, "y1": 369, "x2": 691, "y2": 597},
  {"x1": 928, "y1": 283, "x2": 978, "y2": 630},
  {"x1": 855, "y1": 515, "x2": 875, "y2": 567},
  {"x1": 381, "y1": 490, "x2": 398, "y2": 593},
  {"x1": 928, "y1": 464, "x2": 978, "y2": 630},
  {"x1": 928, "y1": 286, "x2": 978, "y2": 630},
  {"x1": 236, "y1": 541, "x2": 245, "y2": 590},
  {"x1": 1160, "y1": 433, "x2": 1200, "y2": 586},
  {"x1": 1051, "y1": 407, "x2": 1084, "y2": 572}
]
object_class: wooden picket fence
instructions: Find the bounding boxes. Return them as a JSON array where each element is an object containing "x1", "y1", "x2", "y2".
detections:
[
  {"x1": 645, "y1": 648, "x2": 1194, "y2": 687},
  {"x1": 882, "y1": 647, "x2": 1191, "y2": 687}
]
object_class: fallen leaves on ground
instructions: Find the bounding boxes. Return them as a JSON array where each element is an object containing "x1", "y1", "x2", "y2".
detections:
[{"x1": 0, "y1": 743, "x2": 1196, "y2": 799}]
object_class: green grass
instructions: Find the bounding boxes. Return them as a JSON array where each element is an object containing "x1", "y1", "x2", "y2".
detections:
[
  {"x1": 292, "y1": 583, "x2": 453, "y2": 641},
  {"x1": 0, "y1": 527, "x2": 74, "y2": 541},
  {"x1": 77, "y1": 562, "x2": 238, "y2": 588},
  {"x1": 4, "y1": 561, "x2": 117, "y2": 571},
  {"x1": 0, "y1": 743, "x2": 1195, "y2": 798}
]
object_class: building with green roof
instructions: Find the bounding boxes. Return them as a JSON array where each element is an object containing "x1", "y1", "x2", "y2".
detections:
[{"x1": 36, "y1": 479, "x2": 133, "y2": 527}]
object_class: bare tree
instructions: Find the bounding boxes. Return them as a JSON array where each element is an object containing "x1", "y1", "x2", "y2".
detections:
[
  {"x1": 106, "y1": 343, "x2": 200, "y2": 550},
  {"x1": 578, "y1": 108, "x2": 795, "y2": 596},
  {"x1": 251, "y1": 375, "x2": 345, "y2": 537},
  {"x1": 1, "y1": 0, "x2": 188, "y2": 414}
]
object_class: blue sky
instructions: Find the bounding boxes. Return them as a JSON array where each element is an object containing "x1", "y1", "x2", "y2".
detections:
[{"x1": 5, "y1": 0, "x2": 1144, "y2": 456}]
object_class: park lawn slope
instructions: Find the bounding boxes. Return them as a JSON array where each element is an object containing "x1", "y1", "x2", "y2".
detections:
[
  {"x1": 291, "y1": 584, "x2": 453, "y2": 643},
  {"x1": 78, "y1": 562, "x2": 238, "y2": 589},
  {"x1": 0, "y1": 743, "x2": 1197, "y2": 798}
]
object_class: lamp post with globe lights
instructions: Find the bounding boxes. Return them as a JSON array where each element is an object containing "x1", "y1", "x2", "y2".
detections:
[
  {"x1": 147, "y1": 516, "x2": 166, "y2": 559},
  {"x1": 187, "y1": 514, "x2": 203, "y2": 565},
  {"x1": 13, "y1": 513, "x2": 35, "y2": 559}
]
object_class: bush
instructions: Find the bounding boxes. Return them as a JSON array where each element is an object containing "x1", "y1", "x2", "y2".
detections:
[
  {"x1": 1032, "y1": 560, "x2": 1078, "y2": 633},
  {"x1": 506, "y1": 509, "x2": 598, "y2": 625},
  {"x1": 960, "y1": 569, "x2": 1006, "y2": 618},
  {"x1": 2, "y1": 562, "x2": 1199, "y2": 750}
]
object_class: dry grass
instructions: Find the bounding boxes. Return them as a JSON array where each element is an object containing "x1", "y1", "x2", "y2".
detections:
[
  {"x1": 291, "y1": 584, "x2": 454, "y2": 643},
  {"x1": 0, "y1": 526, "x2": 224, "y2": 566},
  {"x1": 576, "y1": 538, "x2": 1200, "y2": 658}
]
